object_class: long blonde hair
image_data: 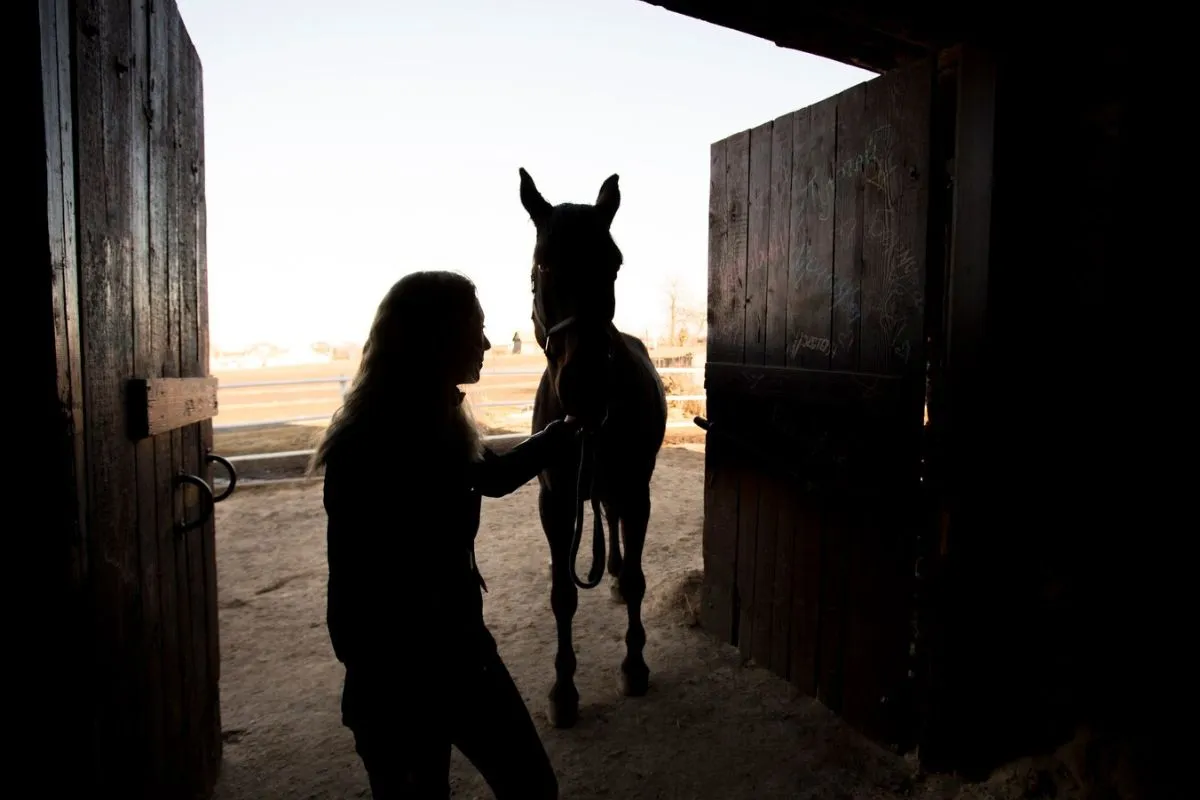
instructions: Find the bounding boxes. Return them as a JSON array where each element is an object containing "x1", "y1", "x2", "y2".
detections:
[{"x1": 309, "y1": 271, "x2": 483, "y2": 474}]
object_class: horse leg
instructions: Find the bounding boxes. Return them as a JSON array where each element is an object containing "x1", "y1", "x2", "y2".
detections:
[
  {"x1": 618, "y1": 489, "x2": 651, "y2": 697},
  {"x1": 540, "y1": 485, "x2": 580, "y2": 728},
  {"x1": 603, "y1": 501, "x2": 625, "y2": 604}
]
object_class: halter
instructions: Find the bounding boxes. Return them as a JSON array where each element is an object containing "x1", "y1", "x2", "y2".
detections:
[
  {"x1": 539, "y1": 312, "x2": 577, "y2": 340},
  {"x1": 531, "y1": 303, "x2": 615, "y2": 590}
]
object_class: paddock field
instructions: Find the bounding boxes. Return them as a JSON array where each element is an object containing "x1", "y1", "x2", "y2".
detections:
[{"x1": 211, "y1": 345, "x2": 708, "y2": 480}]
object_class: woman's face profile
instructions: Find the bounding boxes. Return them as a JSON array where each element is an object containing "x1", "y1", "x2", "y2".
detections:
[{"x1": 455, "y1": 299, "x2": 490, "y2": 385}]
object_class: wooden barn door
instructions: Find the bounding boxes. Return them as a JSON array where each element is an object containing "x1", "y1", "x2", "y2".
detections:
[
  {"x1": 702, "y1": 57, "x2": 934, "y2": 749},
  {"x1": 39, "y1": 0, "x2": 224, "y2": 796}
]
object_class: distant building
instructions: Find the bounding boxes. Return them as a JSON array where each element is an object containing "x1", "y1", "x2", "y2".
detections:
[{"x1": 331, "y1": 342, "x2": 363, "y2": 362}]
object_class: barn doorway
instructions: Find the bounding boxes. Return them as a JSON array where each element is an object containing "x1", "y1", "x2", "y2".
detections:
[
  {"x1": 193, "y1": 4, "x2": 899, "y2": 796},
  {"x1": 36, "y1": 0, "x2": 992, "y2": 796}
]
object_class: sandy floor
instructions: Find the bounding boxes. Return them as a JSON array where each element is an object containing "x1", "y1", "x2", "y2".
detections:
[{"x1": 210, "y1": 445, "x2": 1083, "y2": 800}]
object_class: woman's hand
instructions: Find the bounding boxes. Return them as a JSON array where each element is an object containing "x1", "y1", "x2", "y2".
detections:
[
  {"x1": 558, "y1": 416, "x2": 587, "y2": 440},
  {"x1": 542, "y1": 416, "x2": 582, "y2": 441}
]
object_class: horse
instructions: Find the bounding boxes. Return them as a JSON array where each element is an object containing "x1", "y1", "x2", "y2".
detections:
[{"x1": 518, "y1": 167, "x2": 668, "y2": 729}]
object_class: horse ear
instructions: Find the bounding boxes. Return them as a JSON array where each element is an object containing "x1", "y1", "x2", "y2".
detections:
[
  {"x1": 595, "y1": 174, "x2": 620, "y2": 227},
  {"x1": 519, "y1": 168, "x2": 552, "y2": 227}
]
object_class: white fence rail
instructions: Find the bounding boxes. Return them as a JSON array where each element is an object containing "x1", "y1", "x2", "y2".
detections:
[{"x1": 217, "y1": 366, "x2": 706, "y2": 465}]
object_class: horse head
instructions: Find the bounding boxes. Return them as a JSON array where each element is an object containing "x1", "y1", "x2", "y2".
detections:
[{"x1": 519, "y1": 167, "x2": 623, "y2": 423}]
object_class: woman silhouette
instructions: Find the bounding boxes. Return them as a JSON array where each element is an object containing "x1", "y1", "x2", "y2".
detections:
[{"x1": 311, "y1": 271, "x2": 576, "y2": 798}]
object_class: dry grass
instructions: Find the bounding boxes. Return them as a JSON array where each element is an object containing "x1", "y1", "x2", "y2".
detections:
[
  {"x1": 215, "y1": 423, "x2": 326, "y2": 458},
  {"x1": 211, "y1": 347, "x2": 707, "y2": 476}
]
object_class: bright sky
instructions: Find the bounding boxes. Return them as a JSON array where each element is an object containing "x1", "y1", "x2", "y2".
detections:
[{"x1": 176, "y1": 0, "x2": 871, "y2": 351}]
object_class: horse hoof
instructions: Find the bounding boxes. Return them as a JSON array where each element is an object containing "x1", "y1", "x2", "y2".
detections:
[
  {"x1": 547, "y1": 687, "x2": 579, "y2": 729},
  {"x1": 620, "y1": 666, "x2": 650, "y2": 697},
  {"x1": 609, "y1": 578, "x2": 627, "y2": 605}
]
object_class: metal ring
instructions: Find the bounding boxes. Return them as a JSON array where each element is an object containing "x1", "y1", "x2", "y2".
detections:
[
  {"x1": 175, "y1": 472, "x2": 214, "y2": 534},
  {"x1": 206, "y1": 453, "x2": 238, "y2": 502}
]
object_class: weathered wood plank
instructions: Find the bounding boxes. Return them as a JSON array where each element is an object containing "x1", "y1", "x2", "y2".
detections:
[
  {"x1": 788, "y1": 100, "x2": 837, "y2": 370},
  {"x1": 816, "y1": 505, "x2": 850, "y2": 714},
  {"x1": 41, "y1": 0, "x2": 89, "y2": 594},
  {"x1": 163, "y1": 2, "x2": 188, "y2": 726},
  {"x1": 859, "y1": 61, "x2": 930, "y2": 375},
  {"x1": 702, "y1": 397, "x2": 741, "y2": 644},
  {"x1": 707, "y1": 131, "x2": 750, "y2": 365},
  {"x1": 736, "y1": 121, "x2": 772, "y2": 658},
  {"x1": 176, "y1": 25, "x2": 214, "y2": 787},
  {"x1": 721, "y1": 130, "x2": 750, "y2": 644},
  {"x1": 164, "y1": 5, "x2": 202, "y2": 792},
  {"x1": 811, "y1": 79, "x2": 872, "y2": 714},
  {"x1": 723, "y1": 132, "x2": 750, "y2": 366},
  {"x1": 768, "y1": 472, "x2": 794, "y2": 678},
  {"x1": 701, "y1": 137, "x2": 737, "y2": 641},
  {"x1": 788, "y1": 494, "x2": 823, "y2": 696},
  {"x1": 194, "y1": 44, "x2": 224, "y2": 778},
  {"x1": 840, "y1": 60, "x2": 932, "y2": 747},
  {"x1": 74, "y1": 0, "x2": 142, "y2": 788},
  {"x1": 38, "y1": 1, "x2": 91, "y2": 790},
  {"x1": 147, "y1": 1, "x2": 187, "y2": 791},
  {"x1": 831, "y1": 83, "x2": 866, "y2": 373},
  {"x1": 127, "y1": 376, "x2": 218, "y2": 438},
  {"x1": 780, "y1": 96, "x2": 839, "y2": 694},
  {"x1": 42, "y1": 0, "x2": 88, "y2": 586},
  {"x1": 763, "y1": 111, "x2": 794, "y2": 675},
  {"x1": 127, "y1": 0, "x2": 165, "y2": 791},
  {"x1": 764, "y1": 112, "x2": 792, "y2": 369},
  {"x1": 744, "y1": 122, "x2": 772, "y2": 368},
  {"x1": 747, "y1": 467, "x2": 777, "y2": 666}
]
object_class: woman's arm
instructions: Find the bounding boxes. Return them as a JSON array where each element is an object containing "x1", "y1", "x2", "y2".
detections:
[{"x1": 471, "y1": 418, "x2": 581, "y2": 498}]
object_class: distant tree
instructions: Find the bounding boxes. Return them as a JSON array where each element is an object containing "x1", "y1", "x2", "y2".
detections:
[{"x1": 663, "y1": 275, "x2": 706, "y2": 346}]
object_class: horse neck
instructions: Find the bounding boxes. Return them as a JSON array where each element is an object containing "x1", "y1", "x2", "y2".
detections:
[{"x1": 538, "y1": 314, "x2": 619, "y2": 361}]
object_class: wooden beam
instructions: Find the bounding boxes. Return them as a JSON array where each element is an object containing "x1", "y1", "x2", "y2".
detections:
[
  {"x1": 127, "y1": 377, "x2": 218, "y2": 439},
  {"x1": 638, "y1": 0, "x2": 951, "y2": 73},
  {"x1": 944, "y1": 46, "x2": 996, "y2": 381},
  {"x1": 705, "y1": 362, "x2": 909, "y2": 410}
]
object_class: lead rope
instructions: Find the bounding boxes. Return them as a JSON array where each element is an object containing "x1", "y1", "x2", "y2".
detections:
[{"x1": 569, "y1": 428, "x2": 606, "y2": 590}]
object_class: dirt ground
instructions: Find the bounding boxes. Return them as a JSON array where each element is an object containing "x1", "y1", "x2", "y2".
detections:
[{"x1": 210, "y1": 445, "x2": 1093, "y2": 800}]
